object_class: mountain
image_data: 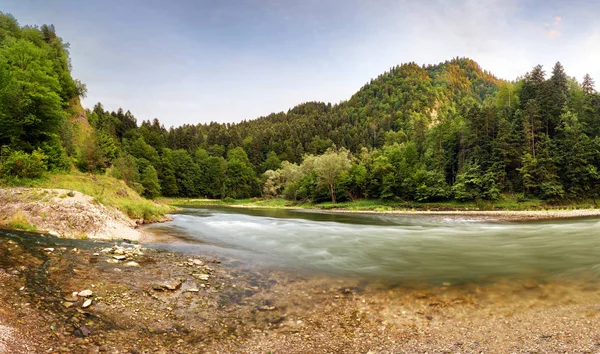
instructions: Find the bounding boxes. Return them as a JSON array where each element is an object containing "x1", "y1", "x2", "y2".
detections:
[{"x1": 2, "y1": 12, "x2": 600, "y2": 203}]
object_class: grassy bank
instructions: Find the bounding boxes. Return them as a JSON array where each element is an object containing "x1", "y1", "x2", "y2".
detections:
[
  {"x1": 161, "y1": 194, "x2": 600, "y2": 212},
  {"x1": 0, "y1": 172, "x2": 172, "y2": 222}
]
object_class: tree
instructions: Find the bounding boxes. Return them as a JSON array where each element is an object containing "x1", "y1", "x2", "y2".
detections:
[
  {"x1": 225, "y1": 147, "x2": 257, "y2": 198},
  {"x1": 278, "y1": 161, "x2": 304, "y2": 200},
  {"x1": 311, "y1": 148, "x2": 352, "y2": 203},
  {"x1": 262, "y1": 170, "x2": 282, "y2": 198},
  {"x1": 141, "y1": 165, "x2": 161, "y2": 199},
  {"x1": 195, "y1": 148, "x2": 227, "y2": 198},
  {"x1": 0, "y1": 39, "x2": 66, "y2": 151},
  {"x1": 582, "y1": 74, "x2": 595, "y2": 94},
  {"x1": 261, "y1": 151, "x2": 281, "y2": 172}
]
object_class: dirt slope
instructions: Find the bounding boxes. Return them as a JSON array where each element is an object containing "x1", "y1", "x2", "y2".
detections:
[{"x1": 0, "y1": 188, "x2": 141, "y2": 241}]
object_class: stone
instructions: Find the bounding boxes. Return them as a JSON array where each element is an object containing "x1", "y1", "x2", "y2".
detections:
[
  {"x1": 185, "y1": 288, "x2": 200, "y2": 293},
  {"x1": 78, "y1": 290, "x2": 93, "y2": 297},
  {"x1": 193, "y1": 274, "x2": 209, "y2": 281},
  {"x1": 153, "y1": 279, "x2": 183, "y2": 291},
  {"x1": 82, "y1": 299, "x2": 92, "y2": 308},
  {"x1": 73, "y1": 325, "x2": 91, "y2": 337},
  {"x1": 259, "y1": 305, "x2": 276, "y2": 311},
  {"x1": 125, "y1": 261, "x2": 140, "y2": 267},
  {"x1": 44, "y1": 248, "x2": 55, "y2": 252},
  {"x1": 191, "y1": 259, "x2": 203, "y2": 266},
  {"x1": 112, "y1": 255, "x2": 127, "y2": 260}
]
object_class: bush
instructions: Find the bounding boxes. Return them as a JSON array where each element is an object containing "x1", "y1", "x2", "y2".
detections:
[
  {"x1": 1, "y1": 150, "x2": 48, "y2": 178},
  {"x1": 7, "y1": 212, "x2": 37, "y2": 231}
]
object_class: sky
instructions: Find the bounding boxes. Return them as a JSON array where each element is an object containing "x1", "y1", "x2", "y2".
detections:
[{"x1": 2, "y1": 0, "x2": 600, "y2": 126}]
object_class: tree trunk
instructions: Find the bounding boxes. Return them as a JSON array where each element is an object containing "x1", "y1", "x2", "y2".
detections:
[{"x1": 329, "y1": 183, "x2": 336, "y2": 204}]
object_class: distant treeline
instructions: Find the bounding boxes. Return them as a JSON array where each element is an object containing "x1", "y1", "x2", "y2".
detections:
[{"x1": 1, "y1": 12, "x2": 600, "y2": 203}]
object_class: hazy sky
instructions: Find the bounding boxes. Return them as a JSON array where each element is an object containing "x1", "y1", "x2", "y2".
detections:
[{"x1": 3, "y1": 0, "x2": 600, "y2": 126}]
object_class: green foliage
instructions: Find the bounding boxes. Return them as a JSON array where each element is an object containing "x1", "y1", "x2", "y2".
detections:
[
  {"x1": 225, "y1": 147, "x2": 258, "y2": 198},
  {"x1": 140, "y1": 165, "x2": 161, "y2": 199},
  {"x1": 1, "y1": 149, "x2": 47, "y2": 178}
]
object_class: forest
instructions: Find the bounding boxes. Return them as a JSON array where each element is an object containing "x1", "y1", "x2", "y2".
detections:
[{"x1": 1, "y1": 12, "x2": 600, "y2": 204}]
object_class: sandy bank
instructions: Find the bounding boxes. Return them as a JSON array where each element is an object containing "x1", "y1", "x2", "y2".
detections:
[{"x1": 0, "y1": 188, "x2": 141, "y2": 241}]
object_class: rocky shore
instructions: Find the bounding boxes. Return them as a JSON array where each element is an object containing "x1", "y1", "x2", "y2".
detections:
[
  {"x1": 1, "y1": 230, "x2": 600, "y2": 353},
  {"x1": 0, "y1": 188, "x2": 142, "y2": 241}
]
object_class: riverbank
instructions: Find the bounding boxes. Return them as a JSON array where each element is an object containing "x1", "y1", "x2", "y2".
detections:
[
  {"x1": 162, "y1": 197, "x2": 600, "y2": 221},
  {"x1": 2, "y1": 229, "x2": 600, "y2": 353},
  {"x1": 0, "y1": 188, "x2": 143, "y2": 240},
  {"x1": 0, "y1": 173, "x2": 172, "y2": 240},
  {"x1": 1, "y1": 173, "x2": 172, "y2": 224}
]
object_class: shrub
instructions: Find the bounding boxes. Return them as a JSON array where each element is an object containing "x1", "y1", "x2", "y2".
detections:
[
  {"x1": 1, "y1": 150, "x2": 48, "y2": 178},
  {"x1": 7, "y1": 212, "x2": 37, "y2": 231}
]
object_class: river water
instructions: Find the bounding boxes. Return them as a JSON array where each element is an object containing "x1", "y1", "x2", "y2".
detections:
[{"x1": 142, "y1": 206, "x2": 600, "y2": 285}]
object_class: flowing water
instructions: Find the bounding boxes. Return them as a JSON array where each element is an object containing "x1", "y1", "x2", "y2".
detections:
[{"x1": 143, "y1": 206, "x2": 600, "y2": 284}]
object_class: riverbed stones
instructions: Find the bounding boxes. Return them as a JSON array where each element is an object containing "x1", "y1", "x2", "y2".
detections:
[
  {"x1": 193, "y1": 273, "x2": 210, "y2": 281},
  {"x1": 124, "y1": 261, "x2": 140, "y2": 267},
  {"x1": 78, "y1": 290, "x2": 93, "y2": 297},
  {"x1": 82, "y1": 299, "x2": 92, "y2": 308},
  {"x1": 153, "y1": 279, "x2": 183, "y2": 291}
]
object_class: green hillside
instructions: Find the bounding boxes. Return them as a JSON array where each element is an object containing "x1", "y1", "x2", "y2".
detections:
[{"x1": 1, "y1": 12, "x2": 600, "y2": 206}]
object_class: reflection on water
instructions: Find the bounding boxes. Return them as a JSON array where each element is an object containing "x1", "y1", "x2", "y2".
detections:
[{"x1": 143, "y1": 207, "x2": 600, "y2": 284}]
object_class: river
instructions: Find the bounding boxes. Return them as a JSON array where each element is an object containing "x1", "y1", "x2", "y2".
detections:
[{"x1": 143, "y1": 206, "x2": 600, "y2": 285}]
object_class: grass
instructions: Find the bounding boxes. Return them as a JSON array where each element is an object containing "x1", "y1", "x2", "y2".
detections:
[
  {"x1": 159, "y1": 197, "x2": 304, "y2": 209},
  {"x1": 1, "y1": 172, "x2": 172, "y2": 222},
  {"x1": 162, "y1": 193, "x2": 599, "y2": 213},
  {"x1": 7, "y1": 212, "x2": 37, "y2": 231}
]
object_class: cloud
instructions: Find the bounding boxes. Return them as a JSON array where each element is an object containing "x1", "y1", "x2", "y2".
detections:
[{"x1": 545, "y1": 16, "x2": 562, "y2": 38}]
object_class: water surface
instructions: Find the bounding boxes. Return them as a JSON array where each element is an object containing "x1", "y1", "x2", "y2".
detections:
[{"x1": 143, "y1": 207, "x2": 600, "y2": 284}]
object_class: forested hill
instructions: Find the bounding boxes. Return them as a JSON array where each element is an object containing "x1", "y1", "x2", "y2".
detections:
[
  {"x1": 183, "y1": 58, "x2": 503, "y2": 165},
  {"x1": 2, "y1": 12, "x2": 600, "y2": 204}
]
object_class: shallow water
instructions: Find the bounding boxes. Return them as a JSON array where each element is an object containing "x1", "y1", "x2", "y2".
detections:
[{"x1": 142, "y1": 207, "x2": 600, "y2": 284}]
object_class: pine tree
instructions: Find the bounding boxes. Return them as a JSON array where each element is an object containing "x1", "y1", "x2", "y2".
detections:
[{"x1": 582, "y1": 74, "x2": 595, "y2": 94}]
